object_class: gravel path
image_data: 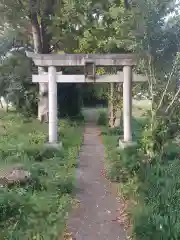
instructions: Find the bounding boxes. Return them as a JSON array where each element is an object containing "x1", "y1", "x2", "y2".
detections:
[{"x1": 67, "y1": 121, "x2": 126, "y2": 240}]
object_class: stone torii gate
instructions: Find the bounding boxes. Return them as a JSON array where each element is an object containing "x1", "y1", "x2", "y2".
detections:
[{"x1": 26, "y1": 52, "x2": 147, "y2": 148}]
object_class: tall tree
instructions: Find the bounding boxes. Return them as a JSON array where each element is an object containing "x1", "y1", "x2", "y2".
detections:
[{"x1": 0, "y1": 0, "x2": 59, "y2": 121}]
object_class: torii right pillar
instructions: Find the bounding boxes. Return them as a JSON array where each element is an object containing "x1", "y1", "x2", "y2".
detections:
[{"x1": 119, "y1": 65, "x2": 135, "y2": 149}]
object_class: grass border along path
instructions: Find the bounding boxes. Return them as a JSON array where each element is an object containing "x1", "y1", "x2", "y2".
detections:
[
  {"x1": 100, "y1": 113, "x2": 180, "y2": 240},
  {"x1": 0, "y1": 111, "x2": 84, "y2": 239}
]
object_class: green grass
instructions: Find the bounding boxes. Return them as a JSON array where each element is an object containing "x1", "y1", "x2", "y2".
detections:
[
  {"x1": 0, "y1": 111, "x2": 84, "y2": 239},
  {"x1": 100, "y1": 105, "x2": 180, "y2": 239}
]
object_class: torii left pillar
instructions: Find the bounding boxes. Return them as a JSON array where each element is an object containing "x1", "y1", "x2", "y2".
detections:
[{"x1": 123, "y1": 66, "x2": 132, "y2": 142}]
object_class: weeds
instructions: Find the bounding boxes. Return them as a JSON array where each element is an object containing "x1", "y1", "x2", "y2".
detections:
[
  {"x1": 101, "y1": 114, "x2": 180, "y2": 239},
  {"x1": 0, "y1": 111, "x2": 83, "y2": 239}
]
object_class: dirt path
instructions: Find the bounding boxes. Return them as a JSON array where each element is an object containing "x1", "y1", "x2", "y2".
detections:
[{"x1": 67, "y1": 121, "x2": 126, "y2": 240}]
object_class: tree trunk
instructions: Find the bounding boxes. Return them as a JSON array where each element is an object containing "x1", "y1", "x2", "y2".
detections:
[
  {"x1": 0, "y1": 97, "x2": 8, "y2": 112},
  {"x1": 114, "y1": 109, "x2": 122, "y2": 127},
  {"x1": 113, "y1": 83, "x2": 123, "y2": 128},
  {"x1": 31, "y1": 11, "x2": 49, "y2": 122},
  {"x1": 108, "y1": 83, "x2": 115, "y2": 128}
]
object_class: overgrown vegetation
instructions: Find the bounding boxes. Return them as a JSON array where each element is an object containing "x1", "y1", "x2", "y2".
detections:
[
  {"x1": 0, "y1": 111, "x2": 83, "y2": 239},
  {"x1": 101, "y1": 101, "x2": 180, "y2": 239},
  {"x1": 0, "y1": 51, "x2": 38, "y2": 116}
]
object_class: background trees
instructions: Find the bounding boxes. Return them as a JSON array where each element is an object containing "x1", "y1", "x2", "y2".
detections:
[{"x1": 0, "y1": 0, "x2": 179, "y2": 120}]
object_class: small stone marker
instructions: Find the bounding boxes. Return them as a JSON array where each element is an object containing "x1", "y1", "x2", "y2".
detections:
[{"x1": 0, "y1": 164, "x2": 31, "y2": 187}]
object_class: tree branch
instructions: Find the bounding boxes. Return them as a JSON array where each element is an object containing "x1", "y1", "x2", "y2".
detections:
[{"x1": 165, "y1": 87, "x2": 180, "y2": 113}]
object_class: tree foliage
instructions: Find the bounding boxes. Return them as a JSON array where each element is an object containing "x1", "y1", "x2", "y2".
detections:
[
  {"x1": 0, "y1": 50, "x2": 38, "y2": 115},
  {"x1": 0, "y1": 0, "x2": 180, "y2": 117}
]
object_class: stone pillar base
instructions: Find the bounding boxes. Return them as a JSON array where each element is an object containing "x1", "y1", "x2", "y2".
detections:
[
  {"x1": 44, "y1": 141, "x2": 62, "y2": 150},
  {"x1": 118, "y1": 139, "x2": 137, "y2": 149}
]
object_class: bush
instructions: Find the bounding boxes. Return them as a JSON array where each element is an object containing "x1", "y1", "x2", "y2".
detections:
[
  {"x1": 101, "y1": 117, "x2": 180, "y2": 239},
  {"x1": 0, "y1": 51, "x2": 38, "y2": 116},
  {"x1": 133, "y1": 160, "x2": 180, "y2": 240},
  {"x1": 0, "y1": 111, "x2": 83, "y2": 239},
  {"x1": 97, "y1": 111, "x2": 108, "y2": 126}
]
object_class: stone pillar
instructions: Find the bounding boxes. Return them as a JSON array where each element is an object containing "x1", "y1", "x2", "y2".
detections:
[
  {"x1": 48, "y1": 66, "x2": 58, "y2": 144},
  {"x1": 123, "y1": 66, "x2": 132, "y2": 142}
]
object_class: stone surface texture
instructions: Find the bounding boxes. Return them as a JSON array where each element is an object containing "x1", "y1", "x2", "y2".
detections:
[{"x1": 26, "y1": 51, "x2": 137, "y2": 66}]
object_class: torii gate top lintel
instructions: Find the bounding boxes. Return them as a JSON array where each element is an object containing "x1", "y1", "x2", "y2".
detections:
[{"x1": 26, "y1": 51, "x2": 137, "y2": 67}]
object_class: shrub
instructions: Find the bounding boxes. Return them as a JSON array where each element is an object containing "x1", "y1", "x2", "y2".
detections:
[
  {"x1": 133, "y1": 160, "x2": 180, "y2": 240},
  {"x1": 97, "y1": 111, "x2": 108, "y2": 126},
  {"x1": 101, "y1": 116, "x2": 180, "y2": 239},
  {"x1": 0, "y1": 112, "x2": 83, "y2": 239}
]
